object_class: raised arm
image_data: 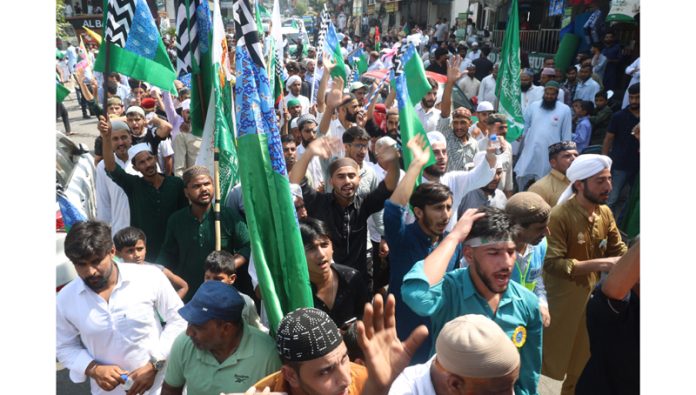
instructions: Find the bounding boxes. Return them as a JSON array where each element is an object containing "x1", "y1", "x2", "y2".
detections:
[
  {"x1": 316, "y1": 54, "x2": 335, "y2": 114},
  {"x1": 318, "y1": 77, "x2": 345, "y2": 136},
  {"x1": 440, "y1": 55, "x2": 463, "y2": 119},
  {"x1": 97, "y1": 116, "x2": 117, "y2": 172},
  {"x1": 152, "y1": 115, "x2": 173, "y2": 138},
  {"x1": 388, "y1": 135, "x2": 431, "y2": 205},
  {"x1": 602, "y1": 239, "x2": 639, "y2": 300},
  {"x1": 422, "y1": 209, "x2": 485, "y2": 286},
  {"x1": 288, "y1": 136, "x2": 334, "y2": 184}
]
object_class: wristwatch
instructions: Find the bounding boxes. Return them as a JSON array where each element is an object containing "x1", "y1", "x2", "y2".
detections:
[{"x1": 149, "y1": 356, "x2": 166, "y2": 371}]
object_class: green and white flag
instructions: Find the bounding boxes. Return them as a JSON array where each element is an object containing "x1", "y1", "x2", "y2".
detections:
[{"x1": 496, "y1": 0, "x2": 524, "y2": 141}]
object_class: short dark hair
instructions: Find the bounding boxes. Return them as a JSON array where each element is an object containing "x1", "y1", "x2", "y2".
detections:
[
  {"x1": 465, "y1": 206, "x2": 516, "y2": 243},
  {"x1": 299, "y1": 217, "x2": 331, "y2": 247},
  {"x1": 578, "y1": 100, "x2": 594, "y2": 114},
  {"x1": 64, "y1": 221, "x2": 114, "y2": 263},
  {"x1": 580, "y1": 64, "x2": 593, "y2": 72},
  {"x1": 434, "y1": 47, "x2": 449, "y2": 58},
  {"x1": 342, "y1": 321, "x2": 364, "y2": 361},
  {"x1": 628, "y1": 82, "x2": 640, "y2": 95},
  {"x1": 481, "y1": 46, "x2": 491, "y2": 56},
  {"x1": 595, "y1": 90, "x2": 608, "y2": 100},
  {"x1": 281, "y1": 134, "x2": 296, "y2": 145},
  {"x1": 566, "y1": 66, "x2": 577, "y2": 73},
  {"x1": 410, "y1": 182, "x2": 453, "y2": 210},
  {"x1": 203, "y1": 250, "x2": 237, "y2": 275},
  {"x1": 342, "y1": 126, "x2": 371, "y2": 144},
  {"x1": 113, "y1": 226, "x2": 146, "y2": 251}
]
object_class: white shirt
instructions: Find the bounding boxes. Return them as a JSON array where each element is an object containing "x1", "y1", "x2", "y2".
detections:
[
  {"x1": 296, "y1": 144, "x2": 325, "y2": 188},
  {"x1": 389, "y1": 357, "x2": 436, "y2": 395},
  {"x1": 457, "y1": 75, "x2": 480, "y2": 100},
  {"x1": 521, "y1": 85, "x2": 544, "y2": 113},
  {"x1": 414, "y1": 103, "x2": 441, "y2": 133},
  {"x1": 622, "y1": 57, "x2": 640, "y2": 108},
  {"x1": 515, "y1": 100, "x2": 573, "y2": 179},
  {"x1": 56, "y1": 263, "x2": 186, "y2": 395},
  {"x1": 466, "y1": 49, "x2": 482, "y2": 62},
  {"x1": 574, "y1": 77, "x2": 601, "y2": 104},
  {"x1": 96, "y1": 155, "x2": 141, "y2": 237},
  {"x1": 283, "y1": 93, "x2": 311, "y2": 115},
  {"x1": 422, "y1": 152, "x2": 496, "y2": 231},
  {"x1": 477, "y1": 75, "x2": 497, "y2": 107}
]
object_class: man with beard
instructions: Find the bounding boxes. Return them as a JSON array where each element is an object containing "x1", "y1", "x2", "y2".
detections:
[
  {"x1": 167, "y1": 98, "x2": 200, "y2": 178},
  {"x1": 319, "y1": 77, "x2": 362, "y2": 158},
  {"x1": 477, "y1": 114, "x2": 514, "y2": 197},
  {"x1": 422, "y1": 131, "x2": 497, "y2": 231},
  {"x1": 96, "y1": 121, "x2": 141, "y2": 237},
  {"x1": 528, "y1": 141, "x2": 579, "y2": 206},
  {"x1": 542, "y1": 154, "x2": 627, "y2": 395},
  {"x1": 574, "y1": 64, "x2": 601, "y2": 104},
  {"x1": 439, "y1": 55, "x2": 478, "y2": 171},
  {"x1": 457, "y1": 161, "x2": 506, "y2": 212},
  {"x1": 477, "y1": 63, "x2": 498, "y2": 108},
  {"x1": 415, "y1": 78, "x2": 441, "y2": 133},
  {"x1": 161, "y1": 281, "x2": 280, "y2": 395},
  {"x1": 99, "y1": 116, "x2": 188, "y2": 262},
  {"x1": 520, "y1": 69, "x2": 544, "y2": 113},
  {"x1": 468, "y1": 101, "x2": 494, "y2": 142},
  {"x1": 158, "y1": 166, "x2": 251, "y2": 301},
  {"x1": 57, "y1": 221, "x2": 187, "y2": 395},
  {"x1": 562, "y1": 66, "x2": 579, "y2": 105},
  {"x1": 506, "y1": 192, "x2": 552, "y2": 328},
  {"x1": 602, "y1": 83, "x2": 640, "y2": 220},
  {"x1": 456, "y1": 63, "x2": 480, "y2": 100},
  {"x1": 287, "y1": 98, "x2": 303, "y2": 120},
  {"x1": 385, "y1": 107, "x2": 401, "y2": 144},
  {"x1": 426, "y1": 47, "x2": 449, "y2": 76},
  {"x1": 299, "y1": 218, "x2": 370, "y2": 328},
  {"x1": 289, "y1": 134, "x2": 401, "y2": 282},
  {"x1": 402, "y1": 206, "x2": 543, "y2": 395},
  {"x1": 296, "y1": 113, "x2": 325, "y2": 190},
  {"x1": 515, "y1": 81, "x2": 572, "y2": 191},
  {"x1": 284, "y1": 75, "x2": 310, "y2": 114}
]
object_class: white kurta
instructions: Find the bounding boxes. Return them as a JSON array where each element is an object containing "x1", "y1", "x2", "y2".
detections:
[
  {"x1": 622, "y1": 57, "x2": 640, "y2": 109},
  {"x1": 96, "y1": 155, "x2": 141, "y2": 236},
  {"x1": 415, "y1": 103, "x2": 441, "y2": 133},
  {"x1": 515, "y1": 100, "x2": 573, "y2": 180},
  {"x1": 477, "y1": 75, "x2": 497, "y2": 107},
  {"x1": 283, "y1": 93, "x2": 310, "y2": 115}
]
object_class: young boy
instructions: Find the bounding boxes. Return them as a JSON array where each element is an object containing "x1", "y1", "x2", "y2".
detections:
[
  {"x1": 113, "y1": 226, "x2": 189, "y2": 299},
  {"x1": 203, "y1": 250, "x2": 268, "y2": 332},
  {"x1": 589, "y1": 90, "x2": 613, "y2": 146},
  {"x1": 572, "y1": 99, "x2": 594, "y2": 153}
]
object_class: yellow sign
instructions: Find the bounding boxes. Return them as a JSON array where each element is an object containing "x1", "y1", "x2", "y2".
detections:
[{"x1": 385, "y1": 2, "x2": 399, "y2": 13}]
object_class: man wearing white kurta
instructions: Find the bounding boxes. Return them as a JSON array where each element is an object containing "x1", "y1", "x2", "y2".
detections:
[
  {"x1": 477, "y1": 64, "x2": 498, "y2": 109},
  {"x1": 283, "y1": 75, "x2": 310, "y2": 115},
  {"x1": 95, "y1": 121, "x2": 142, "y2": 237},
  {"x1": 57, "y1": 221, "x2": 186, "y2": 395},
  {"x1": 415, "y1": 80, "x2": 441, "y2": 133},
  {"x1": 515, "y1": 81, "x2": 573, "y2": 191}
]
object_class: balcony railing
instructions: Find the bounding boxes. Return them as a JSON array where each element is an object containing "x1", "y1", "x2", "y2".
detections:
[{"x1": 491, "y1": 28, "x2": 560, "y2": 54}]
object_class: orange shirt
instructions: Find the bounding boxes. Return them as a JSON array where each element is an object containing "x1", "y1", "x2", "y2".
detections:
[{"x1": 254, "y1": 362, "x2": 367, "y2": 394}]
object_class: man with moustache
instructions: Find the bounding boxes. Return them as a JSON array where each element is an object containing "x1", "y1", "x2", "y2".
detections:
[
  {"x1": 457, "y1": 160, "x2": 507, "y2": 212},
  {"x1": 299, "y1": 218, "x2": 370, "y2": 328},
  {"x1": 282, "y1": 134, "x2": 298, "y2": 172},
  {"x1": 385, "y1": 107, "x2": 401, "y2": 145},
  {"x1": 415, "y1": 78, "x2": 442, "y2": 133},
  {"x1": 456, "y1": 64, "x2": 480, "y2": 100},
  {"x1": 319, "y1": 77, "x2": 362, "y2": 158},
  {"x1": 289, "y1": 134, "x2": 401, "y2": 280},
  {"x1": 477, "y1": 63, "x2": 499, "y2": 108},
  {"x1": 99, "y1": 116, "x2": 188, "y2": 262},
  {"x1": 515, "y1": 81, "x2": 573, "y2": 191},
  {"x1": 57, "y1": 221, "x2": 187, "y2": 395},
  {"x1": 158, "y1": 166, "x2": 251, "y2": 301},
  {"x1": 95, "y1": 120, "x2": 141, "y2": 237},
  {"x1": 520, "y1": 69, "x2": 544, "y2": 113},
  {"x1": 438, "y1": 56, "x2": 479, "y2": 171},
  {"x1": 421, "y1": 131, "x2": 497, "y2": 231},
  {"x1": 284, "y1": 75, "x2": 310, "y2": 115},
  {"x1": 542, "y1": 154, "x2": 627, "y2": 395},
  {"x1": 296, "y1": 113, "x2": 325, "y2": 190},
  {"x1": 401, "y1": 206, "x2": 543, "y2": 395},
  {"x1": 528, "y1": 141, "x2": 579, "y2": 207}
]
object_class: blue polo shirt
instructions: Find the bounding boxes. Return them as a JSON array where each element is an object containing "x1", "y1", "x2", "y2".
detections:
[
  {"x1": 402, "y1": 262, "x2": 543, "y2": 395},
  {"x1": 383, "y1": 200, "x2": 462, "y2": 365}
]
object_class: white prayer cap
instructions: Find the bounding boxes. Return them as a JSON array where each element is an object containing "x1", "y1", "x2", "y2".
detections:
[
  {"x1": 111, "y1": 120, "x2": 130, "y2": 132},
  {"x1": 286, "y1": 75, "x2": 302, "y2": 87},
  {"x1": 476, "y1": 101, "x2": 494, "y2": 112},
  {"x1": 126, "y1": 105, "x2": 145, "y2": 117},
  {"x1": 290, "y1": 118, "x2": 299, "y2": 129},
  {"x1": 180, "y1": 99, "x2": 190, "y2": 111},
  {"x1": 427, "y1": 131, "x2": 446, "y2": 148},
  {"x1": 375, "y1": 136, "x2": 397, "y2": 152},
  {"x1": 290, "y1": 183, "x2": 303, "y2": 199},
  {"x1": 557, "y1": 154, "x2": 612, "y2": 204},
  {"x1": 127, "y1": 143, "x2": 151, "y2": 161},
  {"x1": 436, "y1": 314, "x2": 520, "y2": 379}
]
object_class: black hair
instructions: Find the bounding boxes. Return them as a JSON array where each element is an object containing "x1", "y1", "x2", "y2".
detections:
[
  {"x1": 566, "y1": 66, "x2": 577, "y2": 73},
  {"x1": 580, "y1": 64, "x2": 593, "y2": 72},
  {"x1": 64, "y1": 221, "x2": 114, "y2": 263},
  {"x1": 410, "y1": 182, "x2": 453, "y2": 210},
  {"x1": 595, "y1": 90, "x2": 608, "y2": 100},
  {"x1": 465, "y1": 206, "x2": 516, "y2": 242},
  {"x1": 342, "y1": 126, "x2": 371, "y2": 144},
  {"x1": 481, "y1": 46, "x2": 491, "y2": 56},
  {"x1": 364, "y1": 119, "x2": 384, "y2": 138},
  {"x1": 342, "y1": 321, "x2": 364, "y2": 361},
  {"x1": 434, "y1": 47, "x2": 449, "y2": 58},
  {"x1": 281, "y1": 134, "x2": 296, "y2": 145},
  {"x1": 628, "y1": 82, "x2": 640, "y2": 95},
  {"x1": 203, "y1": 250, "x2": 237, "y2": 275},
  {"x1": 579, "y1": 100, "x2": 594, "y2": 115},
  {"x1": 106, "y1": 81, "x2": 118, "y2": 95},
  {"x1": 113, "y1": 226, "x2": 146, "y2": 251},
  {"x1": 299, "y1": 217, "x2": 332, "y2": 247}
]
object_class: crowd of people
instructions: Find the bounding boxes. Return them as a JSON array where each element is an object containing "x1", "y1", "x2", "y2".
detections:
[{"x1": 56, "y1": 6, "x2": 640, "y2": 395}]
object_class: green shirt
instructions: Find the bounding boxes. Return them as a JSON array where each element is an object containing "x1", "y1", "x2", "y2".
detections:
[
  {"x1": 164, "y1": 323, "x2": 281, "y2": 395},
  {"x1": 158, "y1": 205, "x2": 251, "y2": 301},
  {"x1": 107, "y1": 165, "x2": 188, "y2": 261}
]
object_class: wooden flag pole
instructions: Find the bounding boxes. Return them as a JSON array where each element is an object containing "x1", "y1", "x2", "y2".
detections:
[{"x1": 213, "y1": 147, "x2": 222, "y2": 251}]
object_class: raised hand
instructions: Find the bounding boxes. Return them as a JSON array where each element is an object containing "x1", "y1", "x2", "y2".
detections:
[
  {"x1": 450, "y1": 208, "x2": 486, "y2": 243},
  {"x1": 325, "y1": 77, "x2": 345, "y2": 110},
  {"x1": 446, "y1": 55, "x2": 464, "y2": 84},
  {"x1": 406, "y1": 134, "x2": 431, "y2": 167}
]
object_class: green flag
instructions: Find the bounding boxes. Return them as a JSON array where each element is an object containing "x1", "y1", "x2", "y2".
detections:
[
  {"x1": 324, "y1": 22, "x2": 348, "y2": 82},
  {"x1": 400, "y1": 44, "x2": 432, "y2": 106},
  {"x1": 496, "y1": 0, "x2": 524, "y2": 141},
  {"x1": 56, "y1": 82, "x2": 70, "y2": 103},
  {"x1": 189, "y1": 1, "x2": 214, "y2": 137},
  {"x1": 94, "y1": 0, "x2": 176, "y2": 93}
]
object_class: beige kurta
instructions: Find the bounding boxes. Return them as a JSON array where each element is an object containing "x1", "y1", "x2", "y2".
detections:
[
  {"x1": 542, "y1": 197, "x2": 626, "y2": 389},
  {"x1": 528, "y1": 168, "x2": 570, "y2": 207}
]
